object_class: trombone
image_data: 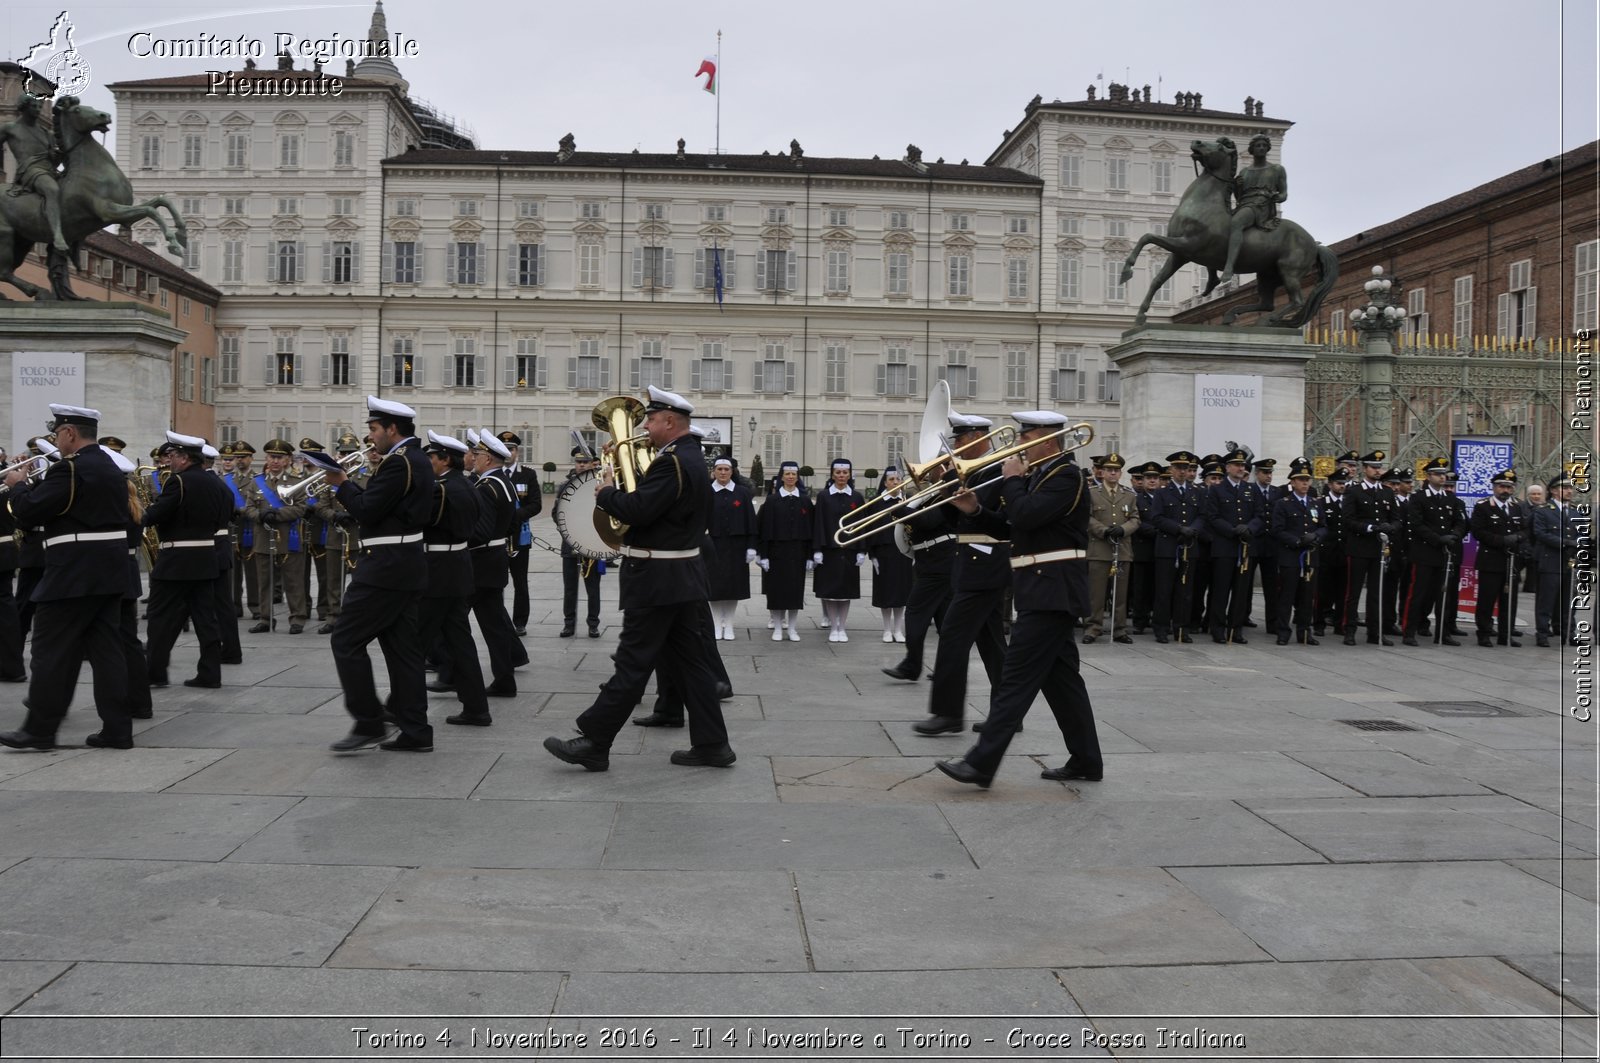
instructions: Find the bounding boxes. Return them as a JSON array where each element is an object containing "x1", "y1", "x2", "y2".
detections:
[{"x1": 277, "y1": 447, "x2": 372, "y2": 504}]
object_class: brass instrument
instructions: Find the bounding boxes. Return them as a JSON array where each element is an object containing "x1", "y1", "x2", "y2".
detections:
[
  {"x1": 589, "y1": 396, "x2": 656, "y2": 550},
  {"x1": 277, "y1": 448, "x2": 373, "y2": 504}
]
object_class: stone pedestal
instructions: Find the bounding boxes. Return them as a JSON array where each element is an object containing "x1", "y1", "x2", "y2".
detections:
[
  {"x1": 0, "y1": 304, "x2": 180, "y2": 453},
  {"x1": 1107, "y1": 324, "x2": 1315, "y2": 463}
]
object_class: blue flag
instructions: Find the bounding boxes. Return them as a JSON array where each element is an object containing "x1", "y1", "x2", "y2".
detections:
[{"x1": 712, "y1": 244, "x2": 724, "y2": 311}]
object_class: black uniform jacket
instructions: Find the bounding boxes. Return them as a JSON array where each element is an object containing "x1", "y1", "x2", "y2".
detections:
[
  {"x1": 508, "y1": 465, "x2": 543, "y2": 539},
  {"x1": 142, "y1": 465, "x2": 234, "y2": 580},
  {"x1": 1531, "y1": 502, "x2": 1582, "y2": 570},
  {"x1": 423, "y1": 469, "x2": 478, "y2": 598},
  {"x1": 8, "y1": 444, "x2": 130, "y2": 600},
  {"x1": 1407, "y1": 488, "x2": 1468, "y2": 567},
  {"x1": 597, "y1": 432, "x2": 712, "y2": 611},
  {"x1": 1269, "y1": 491, "x2": 1328, "y2": 560},
  {"x1": 1469, "y1": 498, "x2": 1527, "y2": 574},
  {"x1": 470, "y1": 469, "x2": 516, "y2": 588},
  {"x1": 336, "y1": 438, "x2": 433, "y2": 592},
  {"x1": 1342, "y1": 481, "x2": 1400, "y2": 561},
  {"x1": 974, "y1": 454, "x2": 1089, "y2": 614},
  {"x1": 1203, "y1": 477, "x2": 1263, "y2": 561},
  {"x1": 950, "y1": 463, "x2": 1013, "y2": 591},
  {"x1": 1149, "y1": 481, "x2": 1205, "y2": 559}
]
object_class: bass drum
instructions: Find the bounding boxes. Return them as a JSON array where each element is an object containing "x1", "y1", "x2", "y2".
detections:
[
  {"x1": 551, "y1": 470, "x2": 623, "y2": 562},
  {"x1": 893, "y1": 523, "x2": 914, "y2": 559}
]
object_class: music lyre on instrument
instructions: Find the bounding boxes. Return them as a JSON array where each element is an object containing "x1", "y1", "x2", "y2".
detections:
[{"x1": 552, "y1": 396, "x2": 656, "y2": 558}]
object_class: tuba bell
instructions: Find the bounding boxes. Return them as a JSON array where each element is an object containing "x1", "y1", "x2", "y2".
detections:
[{"x1": 588, "y1": 396, "x2": 656, "y2": 550}]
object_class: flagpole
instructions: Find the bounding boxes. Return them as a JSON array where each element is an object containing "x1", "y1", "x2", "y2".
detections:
[{"x1": 715, "y1": 29, "x2": 722, "y2": 155}]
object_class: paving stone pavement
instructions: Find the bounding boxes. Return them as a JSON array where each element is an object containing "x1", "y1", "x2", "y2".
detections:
[{"x1": 0, "y1": 558, "x2": 1592, "y2": 1060}]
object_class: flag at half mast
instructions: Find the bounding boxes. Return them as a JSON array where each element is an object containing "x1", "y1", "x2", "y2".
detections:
[{"x1": 696, "y1": 57, "x2": 717, "y2": 95}]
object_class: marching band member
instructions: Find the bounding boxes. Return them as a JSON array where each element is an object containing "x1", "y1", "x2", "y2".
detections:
[
  {"x1": 0, "y1": 446, "x2": 22, "y2": 682},
  {"x1": 202, "y1": 444, "x2": 242, "y2": 665},
  {"x1": 757, "y1": 461, "x2": 812, "y2": 641},
  {"x1": 0, "y1": 405, "x2": 135, "y2": 751},
  {"x1": 318, "y1": 397, "x2": 435, "y2": 753},
  {"x1": 497, "y1": 430, "x2": 544, "y2": 637},
  {"x1": 242, "y1": 439, "x2": 310, "y2": 634},
  {"x1": 104, "y1": 445, "x2": 153, "y2": 721},
  {"x1": 416, "y1": 432, "x2": 492, "y2": 727},
  {"x1": 881, "y1": 464, "x2": 958, "y2": 681},
  {"x1": 812, "y1": 459, "x2": 866, "y2": 642},
  {"x1": 866, "y1": 468, "x2": 913, "y2": 643},
  {"x1": 937, "y1": 410, "x2": 1102, "y2": 788},
  {"x1": 466, "y1": 431, "x2": 527, "y2": 697}
]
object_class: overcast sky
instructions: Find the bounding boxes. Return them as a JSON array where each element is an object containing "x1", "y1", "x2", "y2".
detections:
[{"x1": 7, "y1": 0, "x2": 1595, "y2": 243}]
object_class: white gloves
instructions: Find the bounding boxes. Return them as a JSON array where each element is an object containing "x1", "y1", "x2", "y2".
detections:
[
  {"x1": 805, "y1": 559, "x2": 815, "y2": 571},
  {"x1": 855, "y1": 553, "x2": 867, "y2": 567},
  {"x1": 745, "y1": 548, "x2": 758, "y2": 564},
  {"x1": 871, "y1": 558, "x2": 880, "y2": 574},
  {"x1": 757, "y1": 558, "x2": 770, "y2": 571},
  {"x1": 813, "y1": 552, "x2": 823, "y2": 565}
]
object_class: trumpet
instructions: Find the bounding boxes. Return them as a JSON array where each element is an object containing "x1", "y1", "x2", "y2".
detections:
[
  {"x1": 0, "y1": 455, "x2": 51, "y2": 497},
  {"x1": 278, "y1": 448, "x2": 372, "y2": 503}
]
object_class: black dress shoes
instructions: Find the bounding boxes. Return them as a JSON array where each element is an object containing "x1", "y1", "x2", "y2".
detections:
[
  {"x1": 0, "y1": 731, "x2": 54, "y2": 751},
  {"x1": 288, "y1": 624, "x2": 304, "y2": 635},
  {"x1": 1442, "y1": 636, "x2": 1461, "y2": 647},
  {"x1": 588, "y1": 625, "x2": 601, "y2": 638},
  {"x1": 1344, "y1": 632, "x2": 1358, "y2": 646},
  {"x1": 148, "y1": 675, "x2": 169, "y2": 688},
  {"x1": 426, "y1": 680, "x2": 455, "y2": 693},
  {"x1": 329, "y1": 729, "x2": 387, "y2": 752},
  {"x1": 1154, "y1": 632, "x2": 1169, "y2": 644},
  {"x1": 1231, "y1": 633, "x2": 1249, "y2": 645},
  {"x1": 514, "y1": 626, "x2": 527, "y2": 637},
  {"x1": 1299, "y1": 633, "x2": 1320, "y2": 646},
  {"x1": 1242, "y1": 619, "x2": 1257, "y2": 628},
  {"x1": 445, "y1": 712, "x2": 493, "y2": 726},
  {"x1": 1081, "y1": 633, "x2": 1097, "y2": 644},
  {"x1": 543, "y1": 735, "x2": 609, "y2": 771},
  {"x1": 670, "y1": 745, "x2": 737, "y2": 767},
  {"x1": 84, "y1": 732, "x2": 133, "y2": 749},
  {"x1": 0, "y1": 673, "x2": 25, "y2": 683},
  {"x1": 1536, "y1": 634, "x2": 1551, "y2": 648},
  {"x1": 559, "y1": 625, "x2": 576, "y2": 638},
  {"x1": 1040, "y1": 762, "x2": 1103, "y2": 782},
  {"x1": 716, "y1": 681, "x2": 734, "y2": 701},
  {"x1": 183, "y1": 677, "x2": 222, "y2": 688},
  {"x1": 1276, "y1": 634, "x2": 1290, "y2": 646},
  {"x1": 1402, "y1": 635, "x2": 1419, "y2": 647},
  {"x1": 316, "y1": 622, "x2": 336, "y2": 635},
  {"x1": 970, "y1": 719, "x2": 1020, "y2": 733},
  {"x1": 221, "y1": 654, "x2": 243, "y2": 665},
  {"x1": 485, "y1": 683, "x2": 517, "y2": 698},
  {"x1": 380, "y1": 733, "x2": 433, "y2": 752},
  {"x1": 1113, "y1": 634, "x2": 1133, "y2": 645},
  {"x1": 935, "y1": 759, "x2": 992, "y2": 789},
  {"x1": 913, "y1": 716, "x2": 963, "y2": 736},
  {"x1": 1478, "y1": 635, "x2": 1495, "y2": 648},
  {"x1": 632, "y1": 712, "x2": 684, "y2": 728},
  {"x1": 248, "y1": 620, "x2": 275, "y2": 633},
  {"x1": 1176, "y1": 631, "x2": 1194, "y2": 644},
  {"x1": 882, "y1": 663, "x2": 919, "y2": 681},
  {"x1": 130, "y1": 707, "x2": 153, "y2": 720}
]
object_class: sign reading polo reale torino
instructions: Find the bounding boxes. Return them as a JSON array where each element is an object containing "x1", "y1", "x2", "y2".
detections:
[
  {"x1": 11, "y1": 352, "x2": 85, "y2": 453},
  {"x1": 1193, "y1": 373, "x2": 1263, "y2": 455}
]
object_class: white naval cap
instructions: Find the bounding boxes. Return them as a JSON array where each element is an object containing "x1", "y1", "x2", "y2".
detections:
[
  {"x1": 948, "y1": 411, "x2": 993, "y2": 431},
  {"x1": 103, "y1": 446, "x2": 136, "y2": 473},
  {"x1": 688, "y1": 423, "x2": 708, "y2": 439},
  {"x1": 201, "y1": 444, "x2": 220, "y2": 460},
  {"x1": 477, "y1": 429, "x2": 512, "y2": 461},
  {"x1": 644, "y1": 384, "x2": 694, "y2": 416},
  {"x1": 424, "y1": 429, "x2": 470, "y2": 455},
  {"x1": 365, "y1": 395, "x2": 416, "y2": 421},
  {"x1": 165, "y1": 430, "x2": 206, "y2": 452},
  {"x1": 1011, "y1": 410, "x2": 1070, "y2": 429},
  {"x1": 48, "y1": 403, "x2": 100, "y2": 428},
  {"x1": 37, "y1": 439, "x2": 60, "y2": 459}
]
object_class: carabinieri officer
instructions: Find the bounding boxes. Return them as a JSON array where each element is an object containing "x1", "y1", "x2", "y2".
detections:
[
  {"x1": 318, "y1": 397, "x2": 436, "y2": 753},
  {"x1": 544, "y1": 385, "x2": 734, "y2": 772},
  {"x1": 0, "y1": 404, "x2": 135, "y2": 751}
]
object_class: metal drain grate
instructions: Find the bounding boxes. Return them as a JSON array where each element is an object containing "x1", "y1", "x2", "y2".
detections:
[
  {"x1": 1339, "y1": 719, "x2": 1423, "y2": 732},
  {"x1": 1399, "y1": 700, "x2": 1525, "y2": 718}
]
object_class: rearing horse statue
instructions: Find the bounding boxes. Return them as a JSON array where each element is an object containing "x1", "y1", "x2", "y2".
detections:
[
  {"x1": 0, "y1": 96, "x2": 187, "y2": 300},
  {"x1": 1120, "y1": 137, "x2": 1336, "y2": 328}
]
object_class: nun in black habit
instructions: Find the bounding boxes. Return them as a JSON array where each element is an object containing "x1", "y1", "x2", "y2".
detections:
[
  {"x1": 757, "y1": 461, "x2": 812, "y2": 641},
  {"x1": 811, "y1": 458, "x2": 867, "y2": 642},
  {"x1": 706, "y1": 456, "x2": 757, "y2": 639}
]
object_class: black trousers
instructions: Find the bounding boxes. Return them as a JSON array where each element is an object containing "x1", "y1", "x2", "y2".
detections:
[
  {"x1": 1317, "y1": 553, "x2": 1344, "y2": 629},
  {"x1": 1443, "y1": 553, "x2": 1464, "y2": 631},
  {"x1": 1537, "y1": 560, "x2": 1574, "y2": 637},
  {"x1": 0, "y1": 569, "x2": 22, "y2": 678},
  {"x1": 15, "y1": 567, "x2": 42, "y2": 641},
  {"x1": 509, "y1": 547, "x2": 532, "y2": 628},
  {"x1": 1257, "y1": 558, "x2": 1279, "y2": 631},
  {"x1": 23, "y1": 593, "x2": 130, "y2": 742},
  {"x1": 898, "y1": 565, "x2": 952, "y2": 672},
  {"x1": 650, "y1": 601, "x2": 731, "y2": 721},
  {"x1": 330, "y1": 582, "x2": 429, "y2": 742},
  {"x1": 1208, "y1": 554, "x2": 1253, "y2": 636},
  {"x1": 1128, "y1": 557, "x2": 1153, "y2": 628},
  {"x1": 576, "y1": 598, "x2": 728, "y2": 751},
  {"x1": 927, "y1": 583, "x2": 1008, "y2": 722},
  {"x1": 146, "y1": 578, "x2": 222, "y2": 685},
  {"x1": 1476, "y1": 566, "x2": 1516, "y2": 641},
  {"x1": 1342, "y1": 556, "x2": 1385, "y2": 638},
  {"x1": 417, "y1": 594, "x2": 488, "y2": 716},
  {"x1": 1273, "y1": 560, "x2": 1316, "y2": 635},
  {"x1": 120, "y1": 598, "x2": 152, "y2": 717},
  {"x1": 471, "y1": 583, "x2": 524, "y2": 689},
  {"x1": 214, "y1": 574, "x2": 241, "y2": 660},
  {"x1": 1189, "y1": 550, "x2": 1212, "y2": 629},
  {"x1": 562, "y1": 555, "x2": 602, "y2": 627},
  {"x1": 1151, "y1": 549, "x2": 1197, "y2": 634},
  {"x1": 1383, "y1": 559, "x2": 1409, "y2": 630},
  {"x1": 964, "y1": 610, "x2": 1101, "y2": 778},
  {"x1": 1402, "y1": 561, "x2": 1445, "y2": 637},
  {"x1": 232, "y1": 546, "x2": 258, "y2": 614}
]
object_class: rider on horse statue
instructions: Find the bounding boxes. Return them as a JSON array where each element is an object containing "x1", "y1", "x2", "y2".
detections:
[
  {"x1": 0, "y1": 94, "x2": 69, "y2": 253},
  {"x1": 1219, "y1": 134, "x2": 1287, "y2": 285}
]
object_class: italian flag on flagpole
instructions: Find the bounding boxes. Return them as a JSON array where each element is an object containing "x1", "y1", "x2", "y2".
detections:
[{"x1": 695, "y1": 56, "x2": 717, "y2": 95}]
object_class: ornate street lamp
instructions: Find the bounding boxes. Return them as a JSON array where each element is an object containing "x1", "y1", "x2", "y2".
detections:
[{"x1": 1349, "y1": 265, "x2": 1404, "y2": 336}]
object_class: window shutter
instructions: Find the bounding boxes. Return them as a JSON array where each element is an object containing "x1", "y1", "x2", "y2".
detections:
[
  {"x1": 1522, "y1": 287, "x2": 1537, "y2": 339},
  {"x1": 475, "y1": 353, "x2": 486, "y2": 386},
  {"x1": 322, "y1": 241, "x2": 332, "y2": 283},
  {"x1": 785, "y1": 361, "x2": 796, "y2": 393},
  {"x1": 907, "y1": 364, "x2": 918, "y2": 395},
  {"x1": 412, "y1": 354, "x2": 424, "y2": 387},
  {"x1": 474, "y1": 243, "x2": 485, "y2": 284},
  {"x1": 632, "y1": 247, "x2": 643, "y2": 288},
  {"x1": 506, "y1": 243, "x2": 519, "y2": 285},
  {"x1": 264, "y1": 353, "x2": 275, "y2": 385},
  {"x1": 293, "y1": 353, "x2": 304, "y2": 384},
  {"x1": 875, "y1": 364, "x2": 886, "y2": 395},
  {"x1": 694, "y1": 248, "x2": 706, "y2": 288},
  {"x1": 755, "y1": 252, "x2": 767, "y2": 291},
  {"x1": 664, "y1": 249, "x2": 675, "y2": 288},
  {"x1": 629, "y1": 358, "x2": 641, "y2": 389},
  {"x1": 662, "y1": 359, "x2": 674, "y2": 389},
  {"x1": 725, "y1": 250, "x2": 736, "y2": 290},
  {"x1": 504, "y1": 356, "x2": 518, "y2": 388},
  {"x1": 1049, "y1": 371, "x2": 1058, "y2": 400},
  {"x1": 935, "y1": 365, "x2": 947, "y2": 384},
  {"x1": 346, "y1": 354, "x2": 358, "y2": 389},
  {"x1": 532, "y1": 245, "x2": 543, "y2": 286},
  {"x1": 786, "y1": 251, "x2": 797, "y2": 292},
  {"x1": 690, "y1": 359, "x2": 701, "y2": 390},
  {"x1": 1417, "y1": 312, "x2": 1430, "y2": 336},
  {"x1": 969, "y1": 366, "x2": 979, "y2": 399},
  {"x1": 599, "y1": 359, "x2": 611, "y2": 390},
  {"x1": 321, "y1": 353, "x2": 331, "y2": 385},
  {"x1": 382, "y1": 241, "x2": 394, "y2": 282},
  {"x1": 266, "y1": 243, "x2": 276, "y2": 282},
  {"x1": 535, "y1": 357, "x2": 547, "y2": 388},
  {"x1": 414, "y1": 245, "x2": 424, "y2": 285},
  {"x1": 1496, "y1": 292, "x2": 1512, "y2": 338},
  {"x1": 294, "y1": 241, "x2": 305, "y2": 282},
  {"x1": 446, "y1": 242, "x2": 458, "y2": 280},
  {"x1": 349, "y1": 243, "x2": 361, "y2": 284},
  {"x1": 754, "y1": 363, "x2": 765, "y2": 392},
  {"x1": 567, "y1": 356, "x2": 578, "y2": 389}
]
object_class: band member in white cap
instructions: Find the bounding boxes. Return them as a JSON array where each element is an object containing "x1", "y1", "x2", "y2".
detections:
[
  {"x1": 812, "y1": 458, "x2": 866, "y2": 641},
  {"x1": 544, "y1": 385, "x2": 734, "y2": 771},
  {"x1": 142, "y1": 431, "x2": 235, "y2": 689},
  {"x1": 937, "y1": 410, "x2": 1102, "y2": 788},
  {"x1": 318, "y1": 397, "x2": 435, "y2": 752},
  {"x1": 416, "y1": 432, "x2": 492, "y2": 726},
  {"x1": 201, "y1": 444, "x2": 243, "y2": 664},
  {"x1": 464, "y1": 429, "x2": 526, "y2": 697},
  {"x1": 0, "y1": 405, "x2": 135, "y2": 750}
]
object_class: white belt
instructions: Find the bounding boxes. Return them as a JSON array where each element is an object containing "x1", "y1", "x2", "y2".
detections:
[
  {"x1": 914, "y1": 534, "x2": 956, "y2": 551},
  {"x1": 1010, "y1": 548, "x2": 1086, "y2": 569},
  {"x1": 214, "y1": 530, "x2": 229, "y2": 539},
  {"x1": 472, "y1": 537, "x2": 508, "y2": 550},
  {"x1": 620, "y1": 546, "x2": 699, "y2": 560},
  {"x1": 43, "y1": 531, "x2": 126, "y2": 548},
  {"x1": 160, "y1": 539, "x2": 216, "y2": 549},
  {"x1": 426, "y1": 542, "x2": 468, "y2": 552},
  {"x1": 958, "y1": 533, "x2": 1002, "y2": 545},
  {"x1": 360, "y1": 533, "x2": 423, "y2": 548}
]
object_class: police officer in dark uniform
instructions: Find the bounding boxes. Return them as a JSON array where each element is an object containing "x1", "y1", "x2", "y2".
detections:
[
  {"x1": 497, "y1": 430, "x2": 544, "y2": 637},
  {"x1": 1269, "y1": 459, "x2": 1326, "y2": 645},
  {"x1": 937, "y1": 410, "x2": 1101, "y2": 788},
  {"x1": 1202, "y1": 449, "x2": 1262, "y2": 644},
  {"x1": 544, "y1": 386, "x2": 734, "y2": 772},
  {"x1": 1341, "y1": 451, "x2": 1400, "y2": 646},
  {"x1": 913, "y1": 412, "x2": 1011, "y2": 735},
  {"x1": 0, "y1": 405, "x2": 135, "y2": 751},
  {"x1": 415, "y1": 432, "x2": 492, "y2": 726},
  {"x1": 1401, "y1": 458, "x2": 1465, "y2": 646},
  {"x1": 1148, "y1": 451, "x2": 1203, "y2": 643},
  {"x1": 466, "y1": 430, "x2": 526, "y2": 697},
  {"x1": 1382, "y1": 467, "x2": 1414, "y2": 636},
  {"x1": 1470, "y1": 468, "x2": 1528, "y2": 648},
  {"x1": 142, "y1": 431, "x2": 235, "y2": 688},
  {"x1": 1127, "y1": 461, "x2": 1161, "y2": 634},
  {"x1": 1190, "y1": 458, "x2": 1223, "y2": 631},
  {"x1": 1315, "y1": 468, "x2": 1350, "y2": 636},
  {"x1": 1250, "y1": 458, "x2": 1282, "y2": 634},
  {"x1": 1533, "y1": 472, "x2": 1582, "y2": 647},
  {"x1": 319, "y1": 397, "x2": 436, "y2": 752}
]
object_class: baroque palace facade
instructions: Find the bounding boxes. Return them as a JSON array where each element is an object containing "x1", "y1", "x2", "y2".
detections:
[{"x1": 108, "y1": 9, "x2": 1286, "y2": 470}]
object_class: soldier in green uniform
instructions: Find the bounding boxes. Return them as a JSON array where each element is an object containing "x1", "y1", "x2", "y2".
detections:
[{"x1": 241, "y1": 439, "x2": 310, "y2": 633}]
